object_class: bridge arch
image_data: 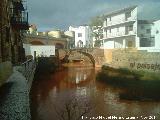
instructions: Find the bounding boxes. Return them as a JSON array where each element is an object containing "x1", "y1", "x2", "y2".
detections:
[
  {"x1": 78, "y1": 50, "x2": 95, "y2": 67},
  {"x1": 65, "y1": 49, "x2": 95, "y2": 67},
  {"x1": 55, "y1": 43, "x2": 64, "y2": 49},
  {"x1": 30, "y1": 40, "x2": 45, "y2": 45}
]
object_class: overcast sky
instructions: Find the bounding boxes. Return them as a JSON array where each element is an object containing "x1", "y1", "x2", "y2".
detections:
[{"x1": 27, "y1": 0, "x2": 160, "y2": 31}]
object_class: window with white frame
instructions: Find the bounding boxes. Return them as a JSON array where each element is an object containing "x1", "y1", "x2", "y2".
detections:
[{"x1": 129, "y1": 25, "x2": 133, "y2": 31}]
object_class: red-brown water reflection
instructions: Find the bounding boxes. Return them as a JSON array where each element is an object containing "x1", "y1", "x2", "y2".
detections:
[{"x1": 31, "y1": 63, "x2": 160, "y2": 120}]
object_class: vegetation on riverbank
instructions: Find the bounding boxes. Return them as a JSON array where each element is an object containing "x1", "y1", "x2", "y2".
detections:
[
  {"x1": 96, "y1": 65, "x2": 160, "y2": 101},
  {"x1": 97, "y1": 65, "x2": 160, "y2": 82}
]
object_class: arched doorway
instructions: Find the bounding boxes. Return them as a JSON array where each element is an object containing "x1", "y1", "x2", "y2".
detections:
[{"x1": 77, "y1": 40, "x2": 83, "y2": 48}]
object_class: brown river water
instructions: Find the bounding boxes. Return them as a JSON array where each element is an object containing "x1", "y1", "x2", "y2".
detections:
[{"x1": 30, "y1": 63, "x2": 160, "y2": 120}]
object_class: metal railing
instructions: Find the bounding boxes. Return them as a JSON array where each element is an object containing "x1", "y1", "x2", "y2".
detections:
[{"x1": 21, "y1": 59, "x2": 36, "y2": 82}]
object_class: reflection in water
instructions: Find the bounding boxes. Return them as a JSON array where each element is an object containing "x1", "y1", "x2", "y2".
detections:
[{"x1": 31, "y1": 64, "x2": 160, "y2": 120}]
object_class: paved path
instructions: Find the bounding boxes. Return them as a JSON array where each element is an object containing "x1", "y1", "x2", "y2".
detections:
[{"x1": 0, "y1": 67, "x2": 31, "y2": 120}]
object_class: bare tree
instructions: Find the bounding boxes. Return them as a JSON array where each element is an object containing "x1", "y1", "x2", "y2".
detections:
[{"x1": 52, "y1": 92, "x2": 94, "y2": 120}]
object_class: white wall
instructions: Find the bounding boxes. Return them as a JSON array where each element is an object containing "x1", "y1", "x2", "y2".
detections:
[
  {"x1": 30, "y1": 45, "x2": 55, "y2": 57},
  {"x1": 23, "y1": 44, "x2": 31, "y2": 56},
  {"x1": 153, "y1": 20, "x2": 160, "y2": 50},
  {"x1": 103, "y1": 40, "x2": 114, "y2": 49},
  {"x1": 107, "y1": 13, "x2": 125, "y2": 26},
  {"x1": 23, "y1": 44, "x2": 55, "y2": 57}
]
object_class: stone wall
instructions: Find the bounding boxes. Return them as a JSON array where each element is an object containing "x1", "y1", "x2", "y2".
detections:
[
  {"x1": 103, "y1": 49, "x2": 113, "y2": 63},
  {"x1": 105, "y1": 49, "x2": 160, "y2": 72},
  {"x1": 88, "y1": 48, "x2": 106, "y2": 67},
  {"x1": 0, "y1": 61, "x2": 13, "y2": 86}
]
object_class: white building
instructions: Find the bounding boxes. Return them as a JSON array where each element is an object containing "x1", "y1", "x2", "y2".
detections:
[
  {"x1": 103, "y1": 6, "x2": 138, "y2": 49},
  {"x1": 153, "y1": 20, "x2": 160, "y2": 51},
  {"x1": 23, "y1": 44, "x2": 55, "y2": 58},
  {"x1": 102, "y1": 5, "x2": 160, "y2": 52},
  {"x1": 138, "y1": 20, "x2": 160, "y2": 52},
  {"x1": 48, "y1": 30, "x2": 62, "y2": 38},
  {"x1": 69, "y1": 26, "x2": 91, "y2": 48}
]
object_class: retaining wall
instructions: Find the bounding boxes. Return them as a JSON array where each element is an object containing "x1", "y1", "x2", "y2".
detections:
[{"x1": 105, "y1": 49, "x2": 160, "y2": 72}]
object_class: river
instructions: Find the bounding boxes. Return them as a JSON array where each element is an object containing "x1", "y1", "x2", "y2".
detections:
[{"x1": 30, "y1": 63, "x2": 160, "y2": 120}]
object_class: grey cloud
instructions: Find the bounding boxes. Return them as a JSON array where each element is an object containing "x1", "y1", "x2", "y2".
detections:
[{"x1": 27, "y1": 0, "x2": 160, "y2": 31}]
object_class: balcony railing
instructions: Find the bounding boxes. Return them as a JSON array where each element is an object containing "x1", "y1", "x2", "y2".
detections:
[
  {"x1": 104, "y1": 30, "x2": 136, "y2": 39},
  {"x1": 10, "y1": 11, "x2": 29, "y2": 30},
  {"x1": 13, "y1": 1, "x2": 25, "y2": 11},
  {"x1": 10, "y1": 0, "x2": 29, "y2": 30},
  {"x1": 104, "y1": 17, "x2": 136, "y2": 27}
]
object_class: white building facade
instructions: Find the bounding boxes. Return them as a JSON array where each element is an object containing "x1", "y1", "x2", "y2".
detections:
[
  {"x1": 103, "y1": 6, "x2": 138, "y2": 49},
  {"x1": 69, "y1": 26, "x2": 91, "y2": 48},
  {"x1": 102, "y1": 6, "x2": 160, "y2": 52}
]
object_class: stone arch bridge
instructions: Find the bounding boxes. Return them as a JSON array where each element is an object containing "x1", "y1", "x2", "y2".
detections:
[{"x1": 59, "y1": 48, "x2": 105, "y2": 67}]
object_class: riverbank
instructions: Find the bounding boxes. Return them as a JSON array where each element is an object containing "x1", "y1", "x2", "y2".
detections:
[
  {"x1": 0, "y1": 67, "x2": 31, "y2": 120},
  {"x1": 97, "y1": 65, "x2": 160, "y2": 101}
]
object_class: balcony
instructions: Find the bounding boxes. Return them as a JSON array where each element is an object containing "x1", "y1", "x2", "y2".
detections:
[
  {"x1": 103, "y1": 30, "x2": 136, "y2": 39},
  {"x1": 10, "y1": 11, "x2": 29, "y2": 30},
  {"x1": 13, "y1": 1, "x2": 25, "y2": 11},
  {"x1": 103, "y1": 17, "x2": 136, "y2": 28},
  {"x1": 10, "y1": 0, "x2": 29, "y2": 30}
]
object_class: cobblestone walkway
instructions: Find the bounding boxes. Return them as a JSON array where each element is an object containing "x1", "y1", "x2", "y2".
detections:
[{"x1": 0, "y1": 68, "x2": 31, "y2": 120}]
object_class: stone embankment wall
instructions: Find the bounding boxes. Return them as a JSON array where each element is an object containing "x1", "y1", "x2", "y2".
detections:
[
  {"x1": 0, "y1": 61, "x2": 13, "y2": 87},
  {"x1": 105, "y1": 49, "x2": 160, "y2": 72}
]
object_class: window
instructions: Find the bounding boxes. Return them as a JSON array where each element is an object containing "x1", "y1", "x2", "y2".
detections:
[
  {"x1": 78, "y1": 33, "x2": 82, "y2": 37},
  {"x1": 140, "y1": 34, "x2": 144, "y2": 37},
  {"x1": 117, "y1": 27, "x2": 119, "y2": 32},
  {"x1": 109, "y1": 29, "x2": 111, "y2": 33},
  {"x1": 141, "y1": 25, "x2": 144, "y2": 29},
  {"x1": 146, "y1": 29, "x2": 151, "y2": 34},
  {"x1": 129, "y1": 25, "x2": 133, "y2": 31},
  {"x1": 156, "y1": 30, "x2": 159, "y2": 34},
  {"x1": 109, "y1": 17, "x2": 111, "y2": 21},
  {"x1": 125, "y1": 11, "x2": 131, "y2": 20},
  {"x1": 140, "y1": 37, "x2": 155, "y2": 47}
]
